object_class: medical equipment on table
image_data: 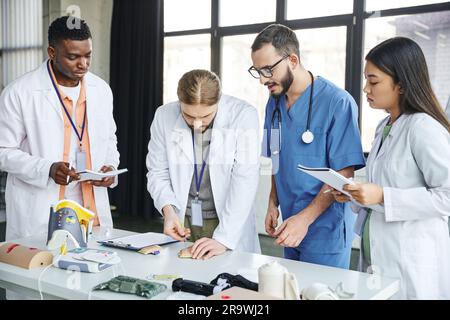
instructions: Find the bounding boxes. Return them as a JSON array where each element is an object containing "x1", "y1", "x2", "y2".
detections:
[
  {"x1": 0, "y1": 243, "x2": 53, "y2": 269},
  {"x1": 172, "y1": 278, "x2": 230, "y2": 296},
  {"x1": 47, "y1": 199, "x2": 95, "y2": 253},
  {"x1": 258, "y1": 261, "x2": 300, "y2": 300},
  {"x1": 53, "y1": 247, "x2": 120, "y2": 273},
  {"x1": 93, "y1": 275, "x2": 167, "y2": 298}
]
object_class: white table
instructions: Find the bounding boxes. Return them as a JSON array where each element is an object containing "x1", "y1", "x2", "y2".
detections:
[{"x1": 0, "y1": 227, "x2": 399, "y2": 300}]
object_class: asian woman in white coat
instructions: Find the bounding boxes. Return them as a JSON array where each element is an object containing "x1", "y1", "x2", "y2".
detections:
[
  {"x1": 146, "y1": 70, "x2": 261, "y2": 260},
  {"x1": 332, "y1": 37, "x2": 450, "y2": 299}
]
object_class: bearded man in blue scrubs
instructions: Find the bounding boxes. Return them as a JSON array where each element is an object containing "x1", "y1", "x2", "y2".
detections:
[{"x1": 250, "y1": 24, "x2": 365, "y2": 269}]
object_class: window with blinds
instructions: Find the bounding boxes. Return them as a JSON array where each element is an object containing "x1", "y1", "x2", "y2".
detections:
[{"x1": 0, "y1": 0, "x2": 44, "y2": 212}]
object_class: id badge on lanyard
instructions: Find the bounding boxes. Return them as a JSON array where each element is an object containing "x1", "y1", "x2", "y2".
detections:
[
  {"x1": 191, "y1": 132, "x2": 211, "y2": 227},
  {"x1": 191, "y1": 196, "x2": 203, "y2": 227},
  {"x1": 76, "y1": 146, "x2": 86, "y2": 172}
]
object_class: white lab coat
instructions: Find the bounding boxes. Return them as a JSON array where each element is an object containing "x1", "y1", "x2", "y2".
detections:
[
  {"x1": 0, "y1": 61, "x2": 120, "y2": 241},
  {"x1": 146, "y1": 95, "x2": 261, "y2": 253},
  {"x1": 358, "y1": 113, "x2": 450, "y2": 299}
]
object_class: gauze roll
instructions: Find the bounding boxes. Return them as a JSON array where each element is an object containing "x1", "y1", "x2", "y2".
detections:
[
  {"x1": 301, "y1": 283, "x2": 339, "y2": 300},
  {"x1": 258, "y1": 261, "x2": 300, "y2": 299}
]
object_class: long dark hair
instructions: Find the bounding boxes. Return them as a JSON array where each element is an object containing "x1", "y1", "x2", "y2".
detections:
[{"x1": 366, "y1": 37, "x2": 450, "y2": 134}]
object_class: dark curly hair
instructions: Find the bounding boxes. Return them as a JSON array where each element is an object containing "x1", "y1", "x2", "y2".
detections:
[{"x1": 48, "y1": 16, "x2": 91, "y2": 47}]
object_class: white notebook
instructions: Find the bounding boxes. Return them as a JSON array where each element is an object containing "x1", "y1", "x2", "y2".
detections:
[
  {"x1": 297, "y1": 164, "x2": 384, "y2": 212},
  {"x1": 76, "y1": 168, "x2": 128, "y2": 181},
  {"x1": 297, "y1": 165, "x2": 355, "y2": 197}
]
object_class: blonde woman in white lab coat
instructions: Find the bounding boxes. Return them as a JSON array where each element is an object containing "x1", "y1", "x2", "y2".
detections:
[
  {"x1": 146, "y1": 70, "x2": 261, "y2": 259},
  {"x1": 332, "y1": 37, "x2": 450, "y2": 299}
]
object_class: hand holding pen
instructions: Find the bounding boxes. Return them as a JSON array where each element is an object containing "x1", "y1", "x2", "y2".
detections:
[{"x1": 49, "y1": 161, "x2": 80, "y2": 186}]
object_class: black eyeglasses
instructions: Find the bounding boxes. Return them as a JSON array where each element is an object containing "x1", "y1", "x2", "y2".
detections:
[{"x1": 248, "y1": 55, "x2": 290, "y2": 79}]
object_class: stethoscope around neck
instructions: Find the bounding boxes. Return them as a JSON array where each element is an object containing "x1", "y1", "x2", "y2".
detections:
[{"x1": 269, "y1": 71, "x2": 315, "y2": 156}]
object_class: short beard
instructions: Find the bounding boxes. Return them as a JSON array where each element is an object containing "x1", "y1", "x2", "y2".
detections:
[{"x1": 271, "y1": 66, "x2": 294, "y2": 98}]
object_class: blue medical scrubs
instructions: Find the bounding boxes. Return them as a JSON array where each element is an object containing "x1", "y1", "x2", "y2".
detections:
[{"x1": 262, "y1": 77, "x2": 365, "y2": 269}]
